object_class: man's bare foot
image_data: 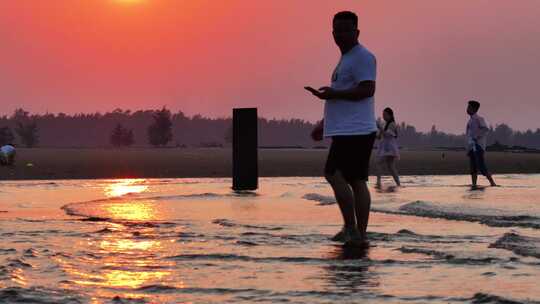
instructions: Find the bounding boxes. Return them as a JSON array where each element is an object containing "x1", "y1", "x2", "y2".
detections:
[
  {"x1": 344, "y1": 234, "x2": 370, "y2": 248},
  {"x1": 332, "y1": 227, "x2": 365, "y2": 244},
  {"x1": 331, "y1": 228, "x2": 346, "y2": 242}
]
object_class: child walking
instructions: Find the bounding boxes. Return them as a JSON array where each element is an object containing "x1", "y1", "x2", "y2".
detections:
[{"x1": 376, "y1": 107, "x2": 400, "y2": 188}]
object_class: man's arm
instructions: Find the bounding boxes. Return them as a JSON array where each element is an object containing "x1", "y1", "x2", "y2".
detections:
[
  {"x1": 315, "y1": 81, "x2": 376, "y2": 101},
  {"x1": 307, "y1": 51, "x2": 377, "y2": 101}
]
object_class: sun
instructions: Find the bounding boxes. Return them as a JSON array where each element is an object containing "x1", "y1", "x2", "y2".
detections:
[{"x1": 114, "y1": 0, "x2": 144, "y2": 4}]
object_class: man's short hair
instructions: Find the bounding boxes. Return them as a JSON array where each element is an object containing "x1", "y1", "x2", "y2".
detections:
[
  {"x1": 468, "y1": 100, "x2": 481, "y2": 111},
  {"x1": 333, "y1": 11, "x2": 358, "y2": 28}
]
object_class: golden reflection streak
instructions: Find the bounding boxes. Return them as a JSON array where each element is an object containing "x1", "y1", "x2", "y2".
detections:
[
  {"x1": 71, "y1": 269, "x2": 169, "y2": 289},
  {"x1": 58, "y1": 189, "x2": 184, "y2": 292},
  {"x1": 101, "y1": 239, "x2": 157, "y2": 252},
  {"x1": 105, "y1": 179, "x2": 148, "y2": 198},
  {"x1": 61, "y1": 233, "x2": 175, "y2": 290},
  {"x1": 103, "y1": 201, "x2": 156, "y2": 221},
  {"x1": 10, "y1": 268, "x2": 27, "y2": 286}
]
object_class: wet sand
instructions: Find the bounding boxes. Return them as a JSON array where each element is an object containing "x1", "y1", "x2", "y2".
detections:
[{"x1": 1, "y1": 148, "x2": 539, "y2": 180}]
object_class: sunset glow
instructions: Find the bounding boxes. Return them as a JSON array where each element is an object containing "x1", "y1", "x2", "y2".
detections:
[
  {"x1": 1, "y1": 1, "x2": 539, "y2": 132},
  {"x1": 114, "y1": 0, "x2": 145, "y2": 4}
]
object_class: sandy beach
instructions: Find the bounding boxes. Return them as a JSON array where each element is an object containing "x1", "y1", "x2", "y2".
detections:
[{"x1": 1, "y1": 148, "x2": 539, "y2": 180}]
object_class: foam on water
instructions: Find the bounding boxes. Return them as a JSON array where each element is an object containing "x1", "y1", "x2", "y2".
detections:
[
  {"x1": 397, "y1": 201, "x2": 540, "y2": 229},
  {"x1": 302, "y1": 194, "x2": 540, "y2": 230},
  {"x1": 489, "y1": 232, "x2": 540, "y2": 259},
  {"x1": 212, "y1": 219, "x2": 283, "y2": 231}
]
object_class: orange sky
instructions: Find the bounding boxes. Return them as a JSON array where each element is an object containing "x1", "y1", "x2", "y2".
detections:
[{"x1": 1, "y1": 0, "x2": 539, "y2": 132}]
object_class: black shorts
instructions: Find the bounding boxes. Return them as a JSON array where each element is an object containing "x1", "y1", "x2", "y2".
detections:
[
  {"x1": 325, "y1": 133, "x2": 376, "y2": 183},
  {"x1": 468, "y1": 145, "x2": 489, "y2": 176}
]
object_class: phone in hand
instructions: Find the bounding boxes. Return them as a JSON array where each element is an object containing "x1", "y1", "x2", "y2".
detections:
[{"x1": 304, "y1": 86, "x2": 319, "y2": 95}]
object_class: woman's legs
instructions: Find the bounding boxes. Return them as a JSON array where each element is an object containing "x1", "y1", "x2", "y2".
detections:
[
  {"x1": 375, "y1": 156, "x2": 385, "y2": 188},
  {"x1": 385, "y1": 157, "x2": 401, "y2": 186}
]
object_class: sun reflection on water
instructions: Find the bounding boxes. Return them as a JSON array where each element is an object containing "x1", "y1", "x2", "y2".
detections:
[
  {"x1": 102, "y1": 269, "x2": 169, "y2": 289},
  {"x1": 100, "y1": 238, "x2": 157, "y2": 252},
  {"x1": 105, "y1": 179, "x2": 148, "y2": 198},
  {"x1": 103, "y1": 201, "x2": 156, "y2": 221},
  {"x1": 59, "y1": 179, "x2": 183, "y2": 293}
]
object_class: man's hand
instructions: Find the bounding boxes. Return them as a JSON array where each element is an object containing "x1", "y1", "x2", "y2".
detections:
[
  {"x1": 316, "y1": 87, "x2": 337, "y2": 99},
  {"x1": 304, "y1": 86, "x2": 336, "y2": 100},
  {"x1": 311, "y1": 121, "x2": 324, "y2": 141},
  {"x1": 305, "y1": 81, "x2": 375, "y2": 101}
]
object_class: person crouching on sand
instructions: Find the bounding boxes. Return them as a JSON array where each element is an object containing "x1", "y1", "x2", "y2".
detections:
[
  {"x1": 375, "y1": 107, "x2": 400, "y2": 188},
  {"x1": 466, "y1": 100, "x2": 497, "y2": 189},
  {"x1": 0, "y1": 143, "x2": 16, "y2": 166}
]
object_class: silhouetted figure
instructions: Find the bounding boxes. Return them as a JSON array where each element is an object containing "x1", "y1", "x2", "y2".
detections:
[
  {"x1": 306, "y1": 11, "x2": 377, "y2": 246},
  {"x1": 0, "y1": 144, "x2": 16, "y2": 166},
  {"x1": 375, "y1": 107, "x2": 400, "y2": 188},
  {"x1": 466, "y1": 100, "x2": 497, "y2": 189}
]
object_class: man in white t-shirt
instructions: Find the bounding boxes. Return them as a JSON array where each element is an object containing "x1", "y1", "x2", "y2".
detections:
[
  {"x1": 305, "y1": 11, "x2": 377, "y2": 246},
  {"x1": 466, "y1": 100, "x2": 496, "y2": 189},
  {"x1": 0, "y1": 144, "x2": 16, "y2": 166}
]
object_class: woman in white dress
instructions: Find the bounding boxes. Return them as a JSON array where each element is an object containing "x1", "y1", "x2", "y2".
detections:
[{"x1": 375, "y1": 108, "x2": 400, "y2": 188}]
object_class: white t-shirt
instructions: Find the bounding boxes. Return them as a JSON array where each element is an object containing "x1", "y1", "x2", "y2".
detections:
[
  {"x1": 0, "y1": 145, "x2": 15, "y2": 156},
  {"x1": 466, "y1": 114, "x2": 489, "y2": 151},
  {"x1": 324, "y1": 44, "x2": 377, "y2": 137}
]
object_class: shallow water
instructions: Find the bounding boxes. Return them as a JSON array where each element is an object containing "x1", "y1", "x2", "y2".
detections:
[{"x1": 1, "y1": 175, "x2": 539, "y2": 303}]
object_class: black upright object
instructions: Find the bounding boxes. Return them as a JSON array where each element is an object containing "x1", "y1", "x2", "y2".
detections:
[{"x1": 232, "y1": 108, "x2": 258, "y2": 191}]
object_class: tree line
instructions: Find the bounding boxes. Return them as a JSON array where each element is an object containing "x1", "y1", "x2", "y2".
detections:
[{"x1": 0, "y1": 108, "x2": 539, "y2": 149}]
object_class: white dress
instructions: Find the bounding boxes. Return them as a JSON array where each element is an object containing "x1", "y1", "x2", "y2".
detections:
[{"x1": 377, "y1": 122, "x2": 400, "y2": 159}]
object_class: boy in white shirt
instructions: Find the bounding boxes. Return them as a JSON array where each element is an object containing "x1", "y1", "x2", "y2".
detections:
[{"x1": 466, "y1": 100, "x2": 496, "y2": 189}]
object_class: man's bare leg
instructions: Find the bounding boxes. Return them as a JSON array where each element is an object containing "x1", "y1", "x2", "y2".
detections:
[
  {"x1": 375, "y1": 158, "x2": 384, "y2": 188},
  {"x1": 350, "y1": 180, "x2": 371, "y2": 239},
  {"x1": 385, "y1": 158, "x2": 401, "y2": 187},
  {"x1": 326, "y1": 171, "x2": 357, "y2": 231},
  {"x1": 486, "y1": 174, "x2": 497, "y2": 186}
]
